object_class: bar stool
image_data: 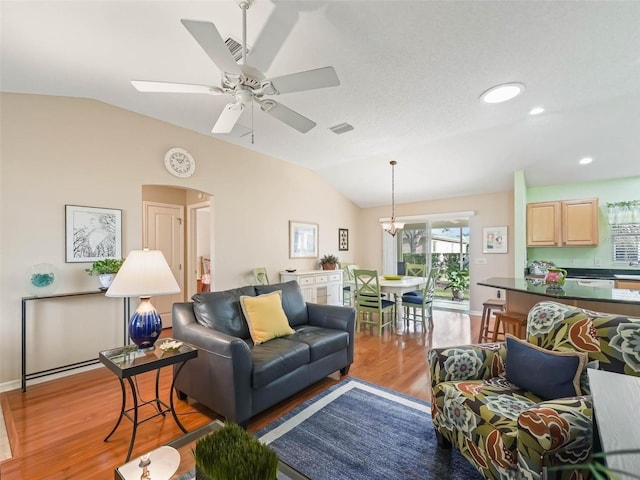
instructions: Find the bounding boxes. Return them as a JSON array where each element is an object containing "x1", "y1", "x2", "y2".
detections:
[
  {"x1": 478, "y1": 298, "x2": 505, "y2": 342},
  {"x1": 492, "y1": 311, "x2": 528, "y2": 341}
]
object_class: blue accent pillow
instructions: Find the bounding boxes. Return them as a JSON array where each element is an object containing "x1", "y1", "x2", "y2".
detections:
[{"x1": 505, "y1": 335, "x2": 588, "y2": 400}]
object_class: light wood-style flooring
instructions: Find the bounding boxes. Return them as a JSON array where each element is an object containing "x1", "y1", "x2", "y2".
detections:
[{"x1": 0, "y1": 310, "x2": 480, "y2": 480}]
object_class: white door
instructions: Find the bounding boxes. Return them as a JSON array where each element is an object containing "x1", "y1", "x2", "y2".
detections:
[{"x1": 144, "y1": 202, "x2": 185, "y2": 328}]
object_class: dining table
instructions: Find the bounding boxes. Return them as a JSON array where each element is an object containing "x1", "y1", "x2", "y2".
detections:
[{"x1": 347, "y1": 275, "x2": 428, "y2": 331}]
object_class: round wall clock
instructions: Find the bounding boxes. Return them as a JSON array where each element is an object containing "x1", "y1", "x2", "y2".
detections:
[{"x1": 164, "y1": 147, "x2": 196, "y2": 178}]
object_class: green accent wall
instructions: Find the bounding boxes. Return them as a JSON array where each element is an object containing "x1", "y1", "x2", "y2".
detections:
[
  {"x1": 514, "y1": 170, "x2": 527, "y2": 278},
  {"x1": 527, "y1": 176, "x2": 640, "y2": 270}
]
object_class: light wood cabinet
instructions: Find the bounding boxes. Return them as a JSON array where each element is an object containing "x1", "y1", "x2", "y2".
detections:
[
  {"x1": 280, "y1": 270, "x2": 343, "y2": 306},
  {"x1": 527, "y1": 198, "x2": 599, "y2": 247},
  {"x1": 616, "y1": 280, "x2": 640, "y2": 290}
]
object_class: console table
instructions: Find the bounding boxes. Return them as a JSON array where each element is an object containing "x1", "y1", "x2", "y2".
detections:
[
  {"x1": 280, "y1": 270, "x2": 343, "y2": 306},
  {"x1": 21, "y1": 290, "x2": 130, "y2": 392}
]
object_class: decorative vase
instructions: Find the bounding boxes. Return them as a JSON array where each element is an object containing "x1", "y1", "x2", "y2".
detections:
[
  {"x1": 129, "y1": 297, "x2": 163, "y2": 350},
  {"x1": 28, "y1": 263, "x2": 59, "y2": 296},
  {"x1": 98, "y1": 273, "x2": 116, "y2": 290},
  {"x1": 544, "y1": 267, "x2": 567, "y2": 287}
]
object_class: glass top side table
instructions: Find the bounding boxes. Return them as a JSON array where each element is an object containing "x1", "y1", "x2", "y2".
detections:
[{"x1": 99, "y1": 339, "x2": 198, "y2": 462}]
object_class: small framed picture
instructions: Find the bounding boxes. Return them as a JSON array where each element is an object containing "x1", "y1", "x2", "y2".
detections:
[
  {"x1": 338, "y1": 228, "x2": 349, "y2": 251},
  {"x1": 289, "y1": 221, "x2": 319, "y2": 258},
  {"x1": 482, "y1": 226, "x2": 508, "y2": 254},
  {"x1": 65, "y1": 205, "x2": 122, "y2": 262}
]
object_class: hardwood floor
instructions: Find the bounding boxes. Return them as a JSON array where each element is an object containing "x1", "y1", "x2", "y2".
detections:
[{"x1": 0, "y1": 310, "x2": 480, "y2": 480}]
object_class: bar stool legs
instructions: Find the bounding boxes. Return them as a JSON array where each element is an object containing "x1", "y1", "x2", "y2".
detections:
[
  {"x1": 492, "y1": 311, "x2": 528, "y2": 341},
  {"x1": 478, "y1": 299, "x2": 505, "y2": 343}
]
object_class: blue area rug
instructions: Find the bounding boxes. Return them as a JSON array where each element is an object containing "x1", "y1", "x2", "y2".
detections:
[{"x1": 256, "y1": 378, "x2": 483, "y2": 480}]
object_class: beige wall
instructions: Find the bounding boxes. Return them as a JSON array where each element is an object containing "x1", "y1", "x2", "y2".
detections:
[
  {"x1": 358, "y1": 191, "x2": 515, "y2": 312},
  {"x1": 0, "y1": 93, "x2": 360, "y2": 387}
]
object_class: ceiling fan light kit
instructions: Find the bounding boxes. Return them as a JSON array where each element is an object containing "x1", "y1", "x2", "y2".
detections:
[{"x1": 131, "y1": 0, "x2": 340, "y2": 136}]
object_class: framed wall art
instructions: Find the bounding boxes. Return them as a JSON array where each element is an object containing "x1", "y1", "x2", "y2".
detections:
[
  {"x1": 289, "y1": 221, "x2": 318, "y2": 259},
  {"x1": 482, "y1": 226, "x2": 508, "y2": 254},
  {"x1": 338, "y1": 228, "x2": 349, "y2": 251},
  {"x1": 65, "y1": 205, "x2": 122, "y2": 263}
]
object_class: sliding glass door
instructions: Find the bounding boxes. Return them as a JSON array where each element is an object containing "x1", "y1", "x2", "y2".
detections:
[{"x1": 388, "y1": 215, "x2": 470, "y2": 311}]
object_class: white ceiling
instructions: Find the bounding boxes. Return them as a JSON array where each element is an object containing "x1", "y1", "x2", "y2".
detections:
[{"x1": 2, "y1": 1, "x2": 640, "y2": 208}]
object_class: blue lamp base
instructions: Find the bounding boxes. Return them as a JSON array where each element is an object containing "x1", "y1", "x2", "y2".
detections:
[{"x1": 129, "y1": 297, "x2": 163, "y2": 350}]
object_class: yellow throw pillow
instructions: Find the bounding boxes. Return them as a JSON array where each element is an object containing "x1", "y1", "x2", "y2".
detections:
[{"x1": 240, "y1": 291, "x2": 295, "y2": 345}]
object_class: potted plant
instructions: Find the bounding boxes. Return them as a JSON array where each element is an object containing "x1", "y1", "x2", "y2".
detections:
[
  {"x1": 193, "y1": 422, "x2": 278, "y2": 480},
  {"x1": 320, "y1": 254, "x2": 339, "y2": 270},
  {"x1": 444, "y1": 268, "x2": 469, "y2": 301},
  {"x1": 85, "y1": 258, "x2": 124, "y2": 289}
]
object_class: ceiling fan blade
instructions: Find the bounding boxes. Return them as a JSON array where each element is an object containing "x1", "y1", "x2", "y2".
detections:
[
  {"x1": 131, "y1": 80, "x2": 223, "y2": 95},
  {"x1": 265, "y1": 66, "x2": 340, "y2": 95},
  {"x1": 181, "y1": 19, "x2": 241, "y2": 75},
  {"x1": 212, "y1": 102, "x2": 245, "y2": 134},
  {"x1": 258, "y1": 100, "x2": 316, "y2": 134}
]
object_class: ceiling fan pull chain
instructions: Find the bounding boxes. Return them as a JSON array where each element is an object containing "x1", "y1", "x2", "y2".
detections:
[{"x1": 251, "y1": 100, "x2": 255, "y2": 144}]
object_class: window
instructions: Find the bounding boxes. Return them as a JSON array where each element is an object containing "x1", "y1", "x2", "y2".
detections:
[{"x1": 611, "y1": 224, "x2": 640, "y2": 263}]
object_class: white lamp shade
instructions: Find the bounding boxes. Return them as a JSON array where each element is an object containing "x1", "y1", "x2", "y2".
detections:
[{"x1": 106, "y1": 250, "x2": 180, "y2": 298}]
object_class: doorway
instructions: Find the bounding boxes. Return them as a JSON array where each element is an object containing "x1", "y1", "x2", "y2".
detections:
[
  {"x1": 141, "y1": 186, "x2": 212, "y2": 329},
  {"x1": 187, "y1": 201, "x2": 212, "y2": 297},
  {"x1": 143, "y1": 201, "x2": 185, "y2": 328},
  {"x1": 385, "y1": 212, "x2": 472, "y2": 313}
]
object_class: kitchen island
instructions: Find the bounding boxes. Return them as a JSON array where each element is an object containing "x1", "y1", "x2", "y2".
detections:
[{"x1": 478, "y1": 277, "x2": 640, "y2": 317}]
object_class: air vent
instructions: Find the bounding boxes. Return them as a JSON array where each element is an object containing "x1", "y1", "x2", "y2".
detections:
[
  {"x1": 329, "y1": 123, "x2": 354, "y2": 135},
  {"x1": 225, "y1": 37, "x2": 250, "y2": 62}
]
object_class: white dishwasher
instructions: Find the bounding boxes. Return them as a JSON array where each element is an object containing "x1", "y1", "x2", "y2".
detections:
[{"x1": 565, "y1": 278, "x2": 615, "y2": 288}]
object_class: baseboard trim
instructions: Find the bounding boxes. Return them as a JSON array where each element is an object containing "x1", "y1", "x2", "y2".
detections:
[{"x1": 0, "y1": 363, "x2": 104, "y2": 393}]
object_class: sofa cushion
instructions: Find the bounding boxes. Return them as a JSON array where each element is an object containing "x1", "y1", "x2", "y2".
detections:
[
  {"x1": 505, "y1": 335, "x2": 587, "y2": 400},
  {"x1": 433, "y1": 377, "x2": 541, "y2": 471},
  {"x1": 250, "y1": 338, "x2": 310, "y2": 389},
  {"x1": 290, "y1": 325, "x2": 349, "y2": 362},
  {"x1": 192, "y1": 286, "x2": 256, "y2": 338},
  {"x1": 256, "y1": 281, "x2": 309, "y2": 327},
  {"x1": 240, "y1": 291, "x2": 295, "y2": 345}
]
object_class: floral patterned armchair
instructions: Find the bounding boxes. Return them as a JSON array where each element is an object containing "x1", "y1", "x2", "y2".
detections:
[{"x1": 429, "y1": 301, "x2": 640, "y2": 480}]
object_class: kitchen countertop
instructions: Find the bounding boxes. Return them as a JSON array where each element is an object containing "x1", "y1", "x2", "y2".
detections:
[
  {"x1": 527, "y1": 267, "x2": 640, "y2": 279},
  {"x1": 479, "y1": 277, "x2": 640, "y2": 305}
]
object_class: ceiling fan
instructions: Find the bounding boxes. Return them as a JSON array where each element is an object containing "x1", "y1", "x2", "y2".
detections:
[{"x1": 131, "y1": 0, "x2": 340, "y2": 134}]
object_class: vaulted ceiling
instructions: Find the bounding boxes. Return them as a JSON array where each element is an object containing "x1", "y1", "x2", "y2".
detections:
[{"x1": 2, "y1": 1, "x2": 639, "y2": 207}]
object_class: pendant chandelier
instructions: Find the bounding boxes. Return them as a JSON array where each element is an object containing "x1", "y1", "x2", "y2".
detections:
[{"x1": 383, "y1": 160, "x2": 404, "y2": 236}]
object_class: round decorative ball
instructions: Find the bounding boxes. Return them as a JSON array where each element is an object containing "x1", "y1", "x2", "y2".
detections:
[{"x1": 28, "y1": 263, "x2": 59, "y2": 296}]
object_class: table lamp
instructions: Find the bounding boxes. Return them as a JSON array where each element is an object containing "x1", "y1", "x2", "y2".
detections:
[{"x1": 106, "y1": 249, "x2": 180, "y2": 350}]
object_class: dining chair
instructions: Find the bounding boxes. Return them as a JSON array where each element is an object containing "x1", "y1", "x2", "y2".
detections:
[
  {"x1": 341, "y1": 263, "x2": 355, "y2": 306},
  {"x1": 402, "y1": 267, "x2": 439, "y2": 329},
  {"x1": 353, "y1": 269, "x2": 395, "y2": 335},
  {"x1": 404, "y1": 263, "x2": 426, "y2": 296},
  {"x1": 252, "y1": 267, "x2": 269, "y2": 285},
  {"x1": 405, "y1": 263, "x2": 426, "y2": 277}
]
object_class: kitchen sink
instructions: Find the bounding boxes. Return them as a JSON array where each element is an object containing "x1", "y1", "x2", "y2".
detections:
[{"x1": 614, "y1": 274, "x2": 640, "y2": 281}]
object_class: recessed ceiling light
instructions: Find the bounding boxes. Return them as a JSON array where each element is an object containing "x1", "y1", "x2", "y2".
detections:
[
  {"x1": 529, "y1": 107, "x2": 545, "y2": 115},
  {"x1": 579, "y1": 157, "x2": 593, "y2": 165},
  {"x1": 480, "y1": 82, "x2": 526, "y2": 104}
]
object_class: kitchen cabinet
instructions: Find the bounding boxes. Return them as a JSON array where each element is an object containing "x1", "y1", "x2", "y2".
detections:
[
  {"x1": 280, "y1": 270, "x2": 343, "y2": 306},
  {"x1": 527, "y1": 198, "x2": 599, "y2": 247},
  {"x1": 616, "y1": 280, "x2": 640, "y2": 290}
]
